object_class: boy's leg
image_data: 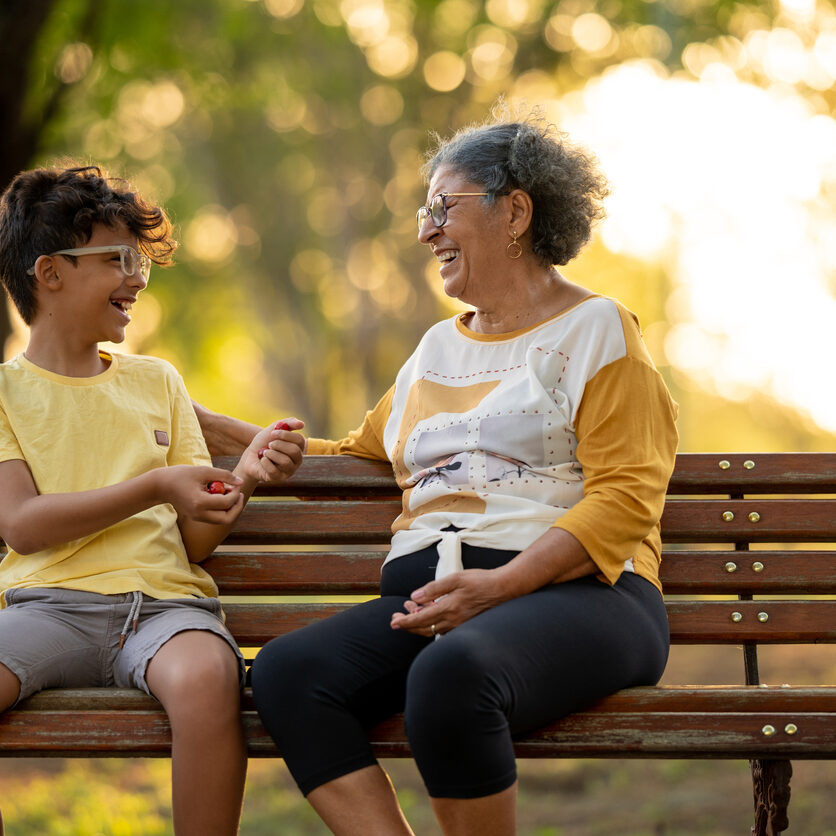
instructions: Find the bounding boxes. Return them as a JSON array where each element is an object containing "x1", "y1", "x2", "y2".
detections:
[
  {"x1": 144, "y1": 630, "x2": 246, "y2": 836},
  {"x1": 0, "y1": 589, "x2": 112, "y2": 711},
  {"x1": 0, "y1": 662, "x2": 21, "y2": 712}
]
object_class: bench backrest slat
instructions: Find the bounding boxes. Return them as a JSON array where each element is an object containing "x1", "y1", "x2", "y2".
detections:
[
  {"x1": 224, "y1": 501, "x2": 398, "y2": 545},
  {"x1": 214, "y1": 452, "x2": 836, "y2": 495},
  {"x1": 661, "y1": 499, "x2": 836, "y2": 541},
  {"x1": 666, "y1": 452, "x2": 836, "y2": 493},
  {"x1": 223, "y1": 498, "x2": 836, "y2": 545},
  {"x1": 220, "y1": 600, "x2": 836, "y2": 646},
  {"x1": 203, "y1": 550, "x2": 836, "y2": 595}
]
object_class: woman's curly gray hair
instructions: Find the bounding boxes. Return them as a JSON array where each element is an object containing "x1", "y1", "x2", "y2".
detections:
[{"x1": 421, "y1": 114, "x2": 609, "y2": 266}]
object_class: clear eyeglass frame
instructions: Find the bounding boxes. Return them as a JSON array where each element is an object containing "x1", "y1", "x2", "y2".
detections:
[
  {"x1": 416, "y1": 192, "x2": 490, "y2": 230},
  {"x1": 26, "y1": 245, "x2": 151, "y2": 281}
]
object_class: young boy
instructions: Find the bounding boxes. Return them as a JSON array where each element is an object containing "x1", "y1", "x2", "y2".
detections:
[{"x1": 0, "y1": 165, "x2": 304, "y2": 835}]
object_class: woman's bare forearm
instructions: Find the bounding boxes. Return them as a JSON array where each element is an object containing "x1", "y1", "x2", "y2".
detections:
[
  {"x1": 491, "y1": 527, "x2": 598, "y2": 601},
  {"x1": 192, "y1": 400, "x2": 262, "y2": 456}
]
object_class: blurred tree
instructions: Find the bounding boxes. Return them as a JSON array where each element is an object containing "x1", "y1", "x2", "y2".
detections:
[
  {"x1": 6, "y1": 0, "x2": 833, "y2": 444},
  {"x1": 0, "y1": 0, "x2": 98, "y2": 345}
]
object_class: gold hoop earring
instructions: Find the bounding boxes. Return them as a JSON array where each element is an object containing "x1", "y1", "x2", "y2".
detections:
[{"x1": 506, "y1": 230, "x2": 522, "y2": 259}]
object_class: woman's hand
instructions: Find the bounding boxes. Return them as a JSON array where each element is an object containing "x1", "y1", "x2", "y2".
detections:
[
  {"x1": 389, "y1": 568, "x2": 510, "y2": 637},
  {"x1": 389, "y1": 529, "x2": 599, "y2": 637},
  {"x1": 241, "y1": 418, "x2": 306, "y2": 484}
]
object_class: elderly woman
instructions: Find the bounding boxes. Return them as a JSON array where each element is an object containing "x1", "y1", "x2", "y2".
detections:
[{"x1": 209, "y1": 116, "x2": 678, "y2": 835}]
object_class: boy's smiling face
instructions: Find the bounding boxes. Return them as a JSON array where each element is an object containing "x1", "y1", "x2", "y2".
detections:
[{"x1": 50, "y1": 222, "x2": 148, "y2": 347}]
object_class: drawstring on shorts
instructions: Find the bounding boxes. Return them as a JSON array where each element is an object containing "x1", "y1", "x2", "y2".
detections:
[{"x1": 119, "y1": 591, "x2": 143, "y2": 650}]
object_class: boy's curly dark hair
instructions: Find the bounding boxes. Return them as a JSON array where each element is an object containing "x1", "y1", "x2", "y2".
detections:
[
  {"x1": 421, "y1": 110, "x2": 609, "y2": 267},
  {"x1": 0, "y1": 165, "x2": 177, "y2": 324}
]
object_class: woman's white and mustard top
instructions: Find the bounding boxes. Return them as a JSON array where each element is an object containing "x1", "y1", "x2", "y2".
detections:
[{"x1": 308, "y1": 296, "x2": 679, "y2": 593}]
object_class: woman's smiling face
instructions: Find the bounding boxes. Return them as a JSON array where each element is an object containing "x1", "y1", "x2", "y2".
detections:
[{"x1": 418, "y1": 166, "x2": 508, "y2": 306}]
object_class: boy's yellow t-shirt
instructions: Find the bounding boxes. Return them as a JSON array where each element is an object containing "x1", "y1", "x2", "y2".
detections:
[{"x1": 0, "y1": 351, "x2": 218, "y2": 604}]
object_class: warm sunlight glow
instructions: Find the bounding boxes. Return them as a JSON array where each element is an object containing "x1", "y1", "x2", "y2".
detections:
[{"x1": 558, "y1": 60, "x2": 836, "y2": 432}]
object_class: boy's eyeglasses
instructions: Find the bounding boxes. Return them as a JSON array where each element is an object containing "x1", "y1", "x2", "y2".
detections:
[
  {"x1": 416, "y1": 192, "x2": 491, "y2": 231},
  {"x1": 27, "y1": 245, "x2": 151, "y2": 281}
]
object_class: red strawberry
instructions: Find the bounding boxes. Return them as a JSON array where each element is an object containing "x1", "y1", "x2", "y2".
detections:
[
  {"x1": 257, "y1": 447, "x2": 268, "y2": 459},
  {"x1": 274, "y1": 421, "x2": 291, "y2": 431},
  {"x1": 207, "y1": 480, "x2": 228, "y2": 494}
]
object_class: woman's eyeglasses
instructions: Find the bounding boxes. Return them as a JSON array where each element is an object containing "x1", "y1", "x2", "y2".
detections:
[
  {"x1": 27, "y1": 245, "x2": 152, "y2": 280},
  {"x1": 416, "y1": 193, "x2": 490, "y2": 231}
]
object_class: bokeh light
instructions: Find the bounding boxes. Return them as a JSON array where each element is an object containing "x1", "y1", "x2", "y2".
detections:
[
  {"x1": 185, "y1": 205, "x2": 239, "y2": 264},
  {"x1": 360, "y1": 84, "x2": 405, "y2": 125},
  {"x1": 55, "y1": 43, "x2": 93, "y2": 84},
  {"x1": 423, "y1": 51, "x2": 467, "y2": 92}
]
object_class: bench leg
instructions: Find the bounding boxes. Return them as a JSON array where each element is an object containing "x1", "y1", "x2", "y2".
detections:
[{"x1": 750, "y1": 759, "x2": 792, "y2": 835}]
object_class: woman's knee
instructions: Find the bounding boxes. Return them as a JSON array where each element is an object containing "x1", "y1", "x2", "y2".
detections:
[
  {"x1": 405, "y1": 631, "x2": 502, "y2": 735},
  {"x1": 251, "y1": 631, "x2": 328, "y2": 707}
]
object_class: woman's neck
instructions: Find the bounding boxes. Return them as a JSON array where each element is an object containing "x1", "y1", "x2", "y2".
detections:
[{"x1": 468, "y1": 270, "x2": 593, "y2": 334}]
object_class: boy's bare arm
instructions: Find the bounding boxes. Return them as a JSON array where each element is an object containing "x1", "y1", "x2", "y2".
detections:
[
  {"x1": 0, "y1": 458, "x2": 245, "y2": 556},
  {"x1": 0, "y1": 421, "x2": 305, "y2": 562}
]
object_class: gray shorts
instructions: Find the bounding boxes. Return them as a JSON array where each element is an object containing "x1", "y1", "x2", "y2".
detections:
[{"x1": 0, "y1": 588, "x2": 246, "y2": 705}]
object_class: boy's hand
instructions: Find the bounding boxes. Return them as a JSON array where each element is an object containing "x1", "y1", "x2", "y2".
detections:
[
  {"x1": 157, "y1": 465, "x2": 245, "y2": 523},
  {"x1": 243, "y1": 418, "x2": 305, "y2": 484}
]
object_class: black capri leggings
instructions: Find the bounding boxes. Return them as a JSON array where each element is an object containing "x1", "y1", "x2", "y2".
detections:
[{"x1": 250, "y1": 543, "x2": 669, "y2": 799}]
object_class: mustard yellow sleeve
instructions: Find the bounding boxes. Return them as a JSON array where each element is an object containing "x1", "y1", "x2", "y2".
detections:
[
  {"x1": 306, "y1": 385, "x2": 394, "y2": 462},
  {"x1": 552, "y1": 354, "x2": 678, "y2": 586}
]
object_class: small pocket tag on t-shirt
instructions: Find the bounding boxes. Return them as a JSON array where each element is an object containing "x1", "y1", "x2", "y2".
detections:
[{"x1": 154, "y1": 430, "x2": 170, "y2": 446}]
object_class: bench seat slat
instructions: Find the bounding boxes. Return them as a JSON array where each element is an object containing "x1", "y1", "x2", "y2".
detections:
[
  {"x1": 15, "y1": 685, "x2": 836, "y2": 713},
  {"x1": 500, "y1": 712, "x2": 836, "y2": 758},
  {"x1": 7, "y1": 685, "x2": 836, "y2": 760},
  {"x1": 4, "y1": 705, "x2": 834, "y2": 759}
]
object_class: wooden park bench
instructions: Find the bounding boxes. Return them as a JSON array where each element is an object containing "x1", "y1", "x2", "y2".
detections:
[{"x1": 1, "y1": 452, "x2": 834, "y2": 835}]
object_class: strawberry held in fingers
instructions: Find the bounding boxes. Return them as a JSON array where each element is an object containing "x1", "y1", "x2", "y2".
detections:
[
  {"x1": 206, "y1": 480, "x2": 229, "y2": 495},
  {"x1": 259, "y1": 421, "x2": 292, "y2": 457}
]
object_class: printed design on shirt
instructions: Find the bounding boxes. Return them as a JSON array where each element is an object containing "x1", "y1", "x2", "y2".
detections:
[
  {"x1": 392, "y1": 378, "x2": 499, "y2": 525},
  {"x1": 154, "y1": 430, "x2": 170, "y2": 446},
  {"x1": 391, "y1": 365, "x2": 580, "y2": 530},
  {"x1": 391, "y1": 378, "x2": 500, "y2": 484},
  {"x1": 392, "y1": 492, "x2": 488, "y2": 532}
]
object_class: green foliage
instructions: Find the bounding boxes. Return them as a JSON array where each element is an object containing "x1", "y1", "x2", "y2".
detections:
[
  {"x1": 3, "y1": 0, "x2": 835, "y2": 450},
  {"x1": 2, "y1": 754, "x2": 836, "y2": 834}
]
